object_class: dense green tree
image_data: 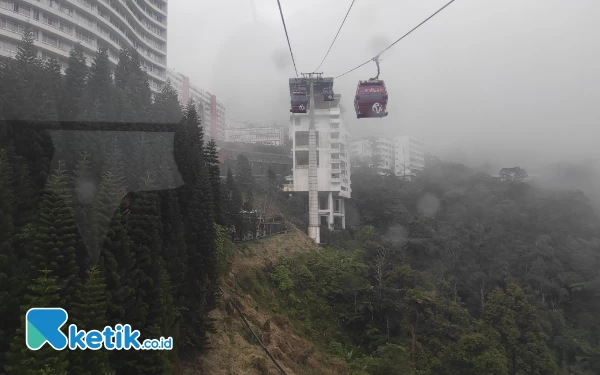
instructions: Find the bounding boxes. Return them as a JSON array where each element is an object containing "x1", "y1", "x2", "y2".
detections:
[
  {"x1": 437, "y1": 332, "x2": 509, "y2": 375},
  {"x1": 153, "y1": 80, "x2": 183, "y2": 124},
  {"x1": 83, "y1": 46, "x2": 114, "y2": 121},
  {"x1": 482, "y1": 284, "x2": 559, "y2": 375},
  {"x1": 27, "y1": 161, "x2": 79, "y2": 309},
  {"x1": 236, "y1": 154, "x2": 254, "y2": 191},
  {"x1": 205, "y1": 139, "x2": 223, "y2": 224},
  {"x1": 4, "y1": 270, "x2": 69, "y2": 375},
  {"x1": 0, "y1": 58, "x2": 24, "y2": 120},
  {"x1": 0, "y1": 150, "x2": 16, "y2": 368},
  {"x1": 68, "y1": 266, "x2": 111, "y2": 375},
  {"x1": 63, "y1": 43, "x2": 88, "y2": 121},
  {"x1": 45, "y1": 58, "x2": 65, "y2": 121}
]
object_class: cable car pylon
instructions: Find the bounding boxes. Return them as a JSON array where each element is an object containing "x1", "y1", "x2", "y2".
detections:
[
  {"x1": 288, "y1": 73, "x2": 335, "y2": 244},
  {"x1": 303, "y1": 72, "x2": 322, "y2": 244}
]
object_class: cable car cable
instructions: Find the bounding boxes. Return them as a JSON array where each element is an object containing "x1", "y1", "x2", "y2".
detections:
[
  {"x1": 335, "y1": 0, "x2": 457, "y2": 78},
  {"x1": 313, "y1": 0, "x2": 357, "y2": 72},
  {"x1": 276, "y1": 0, "x2": 299, "y2": 77}
]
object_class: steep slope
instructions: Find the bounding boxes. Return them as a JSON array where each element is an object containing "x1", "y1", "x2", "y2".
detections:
[{"x1": 177, "y1": 230, "x2": 349, "y2": 375}]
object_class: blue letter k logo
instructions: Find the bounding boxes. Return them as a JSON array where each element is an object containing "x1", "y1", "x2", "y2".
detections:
[{"x1": 26, "y1": 308, "x2": 68, "y2": 350}]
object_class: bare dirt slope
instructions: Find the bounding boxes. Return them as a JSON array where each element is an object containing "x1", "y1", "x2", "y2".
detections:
[{"x1": 177, "y1": 230, "x2": 349, "y2": 375}]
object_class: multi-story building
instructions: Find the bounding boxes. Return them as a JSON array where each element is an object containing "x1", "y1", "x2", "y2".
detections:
[
  {"x1": 167, "y1": 68, "x2": 227, "y2": 140},
  {"x1": 0, "y1": 0, "x2": 168, "y2": 93},
  {"x1": 374, "y1": 138, "x2": 394, "y2": 171},
  {"x1": 350, "y1": 135, "x2": 425, "y2": 179},
  {"x1": 393, "y1": 135, "x2": 425, "y2": 180},
  {"x1": 225, "y1": 126, "x2": 284, "y2": 146},
  {"x1": 284, "y1": 90, "x2": 351, "y2": 232},
  {"x1": 350, "y1": 139, "x2": 373, "y2": 161}
]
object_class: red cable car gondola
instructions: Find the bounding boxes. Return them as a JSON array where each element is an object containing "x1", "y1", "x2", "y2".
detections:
[
  {"x1": 354, "y1": 80, "x2": 388, "y2": 118},
  {"x1": 290, "y1": 86, "x2": 308, "y2": 113},
  {"x1": 354, "y1": 57, "x2": 388, "y2": 119}
]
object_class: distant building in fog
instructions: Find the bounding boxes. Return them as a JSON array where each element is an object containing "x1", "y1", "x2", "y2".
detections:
[
  {"x1": 350, "y1": 135, "x2": 425, "y2": 180},
  {"x1": 225, "y1": 126, "x2": 284, "y2": 146},
  {"x1": 499, "y1": 167, "x2": 528, "y2": 182},
  {"x1": 167, "y1": 68, "x2": 226, "y2": 140},
  {"x1": 393, "y1": 136, "x2": 425, "y2": 181},
  {"x1": 350, "y1": 139, "x2": 374, "y2": 160}
]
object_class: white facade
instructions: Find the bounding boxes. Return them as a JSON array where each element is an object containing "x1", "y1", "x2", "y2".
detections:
[
  {"x1": 0, "y1": 0, "x2": 168, "y2": 93},
  {"x1": 393, "y1": 136, "x2": 425, "y2": 180},
  {"x1": 285, "y1": 94, "x2": 350, "y2": 230},
  {"x1": 225, "y1": 126, "x2": 284, "y2": 146}
]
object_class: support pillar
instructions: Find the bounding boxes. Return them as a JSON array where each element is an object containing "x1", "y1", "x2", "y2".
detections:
[
  {"x1": 328, "y1": 192, "x2": 334, "y2": 229},
  {"x1": 307, "y1": 79, "x2": 320, "y2": 243},
  {"x1": 341, "y1": 198, "x2": 346, "y2": 229}
]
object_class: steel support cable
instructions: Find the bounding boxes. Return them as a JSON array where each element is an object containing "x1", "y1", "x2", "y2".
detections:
[
  {"x1": 218, "y1": 286, "x2": 289, "y2": 375},
  {"x1": 276, "y1": 0, "x2": 299, "y2": 77},
  {"x1": 313, "y1": 0, "x2": 357, "y2": 72},
  {"x1": 335, "y1": 0, "x2": 457, "y2": 78}
]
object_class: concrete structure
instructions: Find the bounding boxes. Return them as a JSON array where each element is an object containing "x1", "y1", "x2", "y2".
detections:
[
  {"x1": 393, "y1": 135, "x2": 425, "y2": 180},
  {"x1": 225, "y1": 126, "x2": 284, "y2": 146},
  {"x1": 285, "y1": 89, "x2": 351, "y2": 237},
  {"x1": 0, "y1": 0, "x2": 168, "y2": 93},
  {"x1": 167, "y1": 68, "x2": 226, "y2": 140}
]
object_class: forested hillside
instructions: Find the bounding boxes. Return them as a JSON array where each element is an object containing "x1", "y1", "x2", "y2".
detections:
[
  {"x1": 268, "y1": 156, "x2": 600, "y2": 374},
  {"x1": 0, "y1": 25, "x2": 260, "y2": 374},
  {"x1": 1, "y1": 23, "x2": 599, "y2": 375}
]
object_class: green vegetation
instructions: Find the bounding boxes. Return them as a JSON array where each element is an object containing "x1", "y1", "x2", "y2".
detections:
[
  {"x1": 243, "y1": 156, "x2": 600, "y2": 375},
  {"x1": 0, "y1": 27, "x2": 250, "y2": 374}
]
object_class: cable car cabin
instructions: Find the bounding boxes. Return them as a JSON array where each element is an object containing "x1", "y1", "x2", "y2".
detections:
[
  {"x1": 322, "y1": 87, "x2": 334, "y2": 101},
  {"x1": 290, "y1": 91, "x2": 309, "y2": 113},
  {"x1": 354, "y1": 80, "x2": 388, "y2": 118}
]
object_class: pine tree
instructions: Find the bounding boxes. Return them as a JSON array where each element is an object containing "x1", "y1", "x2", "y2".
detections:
[
  {"x1": 63, "y1": 43, "x2": 88, "y2": 121},
  {"x1": 16, "y1": 24, "x2": 58, "y2": 122},
  {"x1": 175, "y1": 101, "x2": 204, "y2": 217},
  {"x1": 71, "y1": 151, "x2": 95, "y2": 270},
  {"x1": 94, "y1": 141, "x2": 142, "y2": 373},
  {"x1": 159, "y1": 190, "x2": 187, "y2": 302},
  {"x1": 0, "y1": 150, "x2": 16, "y2": 368},
  {"x1": 83, "y1": 46, "x2": 114, "y2": 122},
  {"x1": 27, "y1": 161, "x2": 80, "y2": 309},
  {"x1": 45, "y1": 58, "x2": 65, "y2": 121},
  {"x1": 153, "y1": 80, "x2": 183, "y2": 124},
  {"x1": 4, "y1": 270, "x2": 69, "y2": 375},
  {"x1": 0, "y1": 58, "x2": 25, "y2": 120},
  {"x1": 15, "y1": 23, "x2": 41, "y2": 118},
  {"x1": 68, "y1": 266, "x2": 111, "y2": 375},
  {"x1": 174, "y1": 103, "x2": 219, "y2": 351},
  {"x1": 113, "y1": 48, "x2": 135, "y2": 122},
  {"x1": 114, "y1": 48, "x2": 132, "y2": 90},
  {"x1": 236, "y1": 154, "x2": 254, "y2": 191},
  {"x1": 205, "y1": 139, "x2": 223, "y2": 224},
  {"x1": 128, "y1": 50, "x2": 153, "y2": 122},
  {"x1": 123, "y1": 177, "x2": 173, "y2": 374}
]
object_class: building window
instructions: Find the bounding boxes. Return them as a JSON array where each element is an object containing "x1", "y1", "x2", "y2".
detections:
[{"x1": 334, "y1": 199, "x2": 341, "y2": 213}]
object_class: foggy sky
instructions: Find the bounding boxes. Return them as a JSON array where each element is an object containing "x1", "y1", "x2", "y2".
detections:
[{"x1": 167, "y1": 0, "x2": 600, "y2": 169}]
